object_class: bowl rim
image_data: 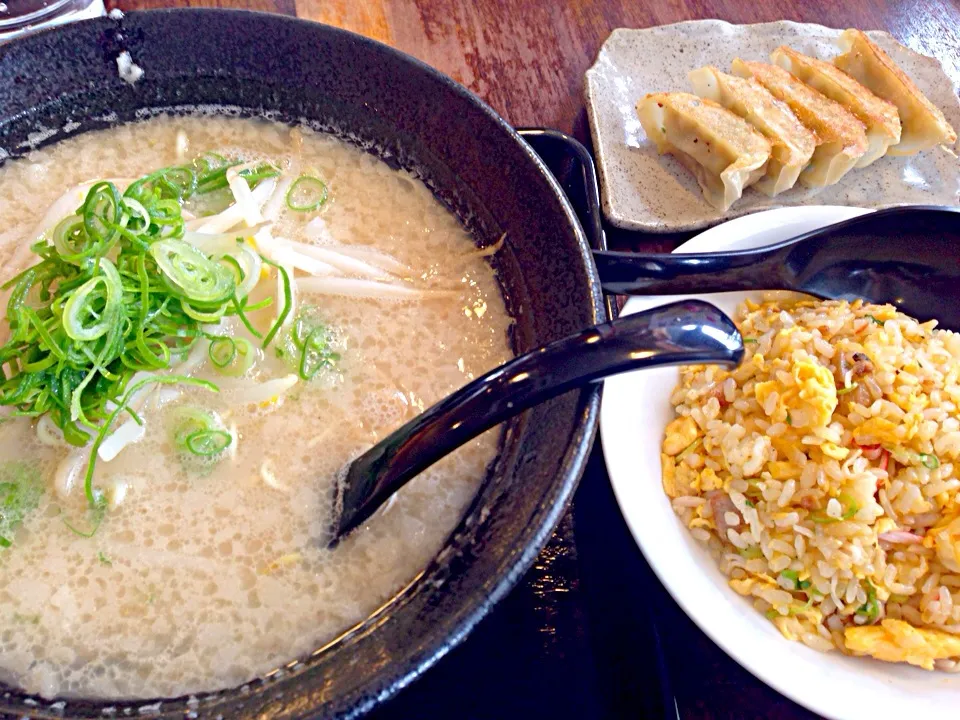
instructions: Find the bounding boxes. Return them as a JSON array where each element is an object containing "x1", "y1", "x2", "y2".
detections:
[{"x1": 0, "y1": 8, "x2": 605, "y2": 719}]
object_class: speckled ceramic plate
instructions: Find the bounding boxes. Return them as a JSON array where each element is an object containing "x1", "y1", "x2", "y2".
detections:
[{"x1": 584, "y1": 20, "x2": 960, "y2": 233}]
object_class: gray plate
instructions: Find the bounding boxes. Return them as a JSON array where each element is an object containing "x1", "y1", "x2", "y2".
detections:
[{"x1": 584, "y1": 20, "x2": 960, "y2": 233}]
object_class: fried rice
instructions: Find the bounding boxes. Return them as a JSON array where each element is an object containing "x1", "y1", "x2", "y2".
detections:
[{"x1": 662, "y1": 296, "x2": 960, "y2": 670}]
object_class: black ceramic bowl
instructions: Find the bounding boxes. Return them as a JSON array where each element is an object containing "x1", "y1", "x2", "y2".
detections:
[{"x1": 0, "y1": 9, "x2": 603, "y2": 719}]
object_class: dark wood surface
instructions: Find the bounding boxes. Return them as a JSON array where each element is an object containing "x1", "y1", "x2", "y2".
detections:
[
  {"x1": 108, "y1": 0, "x2": 960, "y2": 136},
  {"x1": 102, "y1": 2, "x2": 960, "y2": 719}
]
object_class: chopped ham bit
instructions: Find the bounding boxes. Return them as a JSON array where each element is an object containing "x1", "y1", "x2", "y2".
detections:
[
  {"x1": 707, "y1": 491, "x2": 744, "y2": 537},
  {"x1": 879, "y1": 530, "x2": 924, "y2": 545},
  {"x1": 851, "y1": 352, "x2": 875, "y2": 376},
  {"x1": 857, "y1": 443, "x2": 883, "y2": 461},
  {"x1": 708, "y1": 384, "x2": 730, "y2": 408}
]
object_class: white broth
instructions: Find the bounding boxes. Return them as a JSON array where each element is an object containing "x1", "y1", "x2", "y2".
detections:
[{"x1": 0, "y1": 116, "x2": 512, "y2": 699}]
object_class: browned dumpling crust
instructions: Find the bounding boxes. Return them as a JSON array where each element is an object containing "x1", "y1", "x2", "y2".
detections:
[
  {"x1": 637, "y1": 91, "x2": 772, "y2": 211},
  {"x1": 772, "y1": 45, "x2": 901, "y2": 167},
  {"x1": 834, "y1": 29, "x2": 957, "y2": 155},
  {"x1": 689, "y1": 66, "x2": 817, "y2": 196},
  {"x1": 732, "y1": 58, "x2": 869, "y2": 188}
]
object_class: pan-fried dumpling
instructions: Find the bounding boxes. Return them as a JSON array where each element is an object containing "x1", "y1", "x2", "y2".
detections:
[
  {"x1": 834, "y1": 29, "x2": 957, "y2": 155},
  {"x1": 636, "y1": 92, "x2": 771, "y2": 211},
  {"x1": 772, "y1": 45, "x2": 900, "y2": 167},
  {"x1": 732, "y1": 58, "x2": 868, "y2": 188},
  {"x1": 689, "y1": 66, "x2": 816, "y2": 196}
]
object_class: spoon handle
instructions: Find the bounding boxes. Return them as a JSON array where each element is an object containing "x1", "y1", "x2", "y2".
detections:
[
  {"x1": 594, "y1": 246, "x2": 792, "y2": 296},
  {"x1": 332, "y1": 300, "x2": 743, "y2": 543}
]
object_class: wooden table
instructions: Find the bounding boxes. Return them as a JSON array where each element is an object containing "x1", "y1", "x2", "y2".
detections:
[
  {"x1": 108, "y1": 0, "x2": 960, "y2": 137},
  {"x1": 102, "y1": 2, "x2": 960, "y2": 719}
]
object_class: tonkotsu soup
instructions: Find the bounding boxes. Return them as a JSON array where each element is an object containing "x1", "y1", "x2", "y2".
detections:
[{"x1": 0, "y1": 116, "x2": 512, "y2": 699}]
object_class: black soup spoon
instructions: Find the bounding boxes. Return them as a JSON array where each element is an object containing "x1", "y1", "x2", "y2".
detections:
[
  {"x1": 594, "y1": 206, "x2": 960, "y2": 330},
  {"x1": 330, "y1": 299, "x2": 742, "y2": 545}
]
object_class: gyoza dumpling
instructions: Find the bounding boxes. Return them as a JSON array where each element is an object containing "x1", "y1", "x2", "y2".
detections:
[
  {"x1": 834, "y1": 29, "x2": 957, "y2": 155},
  {"x1": 689, "y1": 66, "x2": 816, "y2": 196},
  {"x1": 636, "y1": 92, "x2": 771, "y2": 211},
  {"x1": 732, "y1": 58, "x2": 868, "y2": 188},
  {"x1": 772, "y1": 45, "x2": 900, "y2": 167}
]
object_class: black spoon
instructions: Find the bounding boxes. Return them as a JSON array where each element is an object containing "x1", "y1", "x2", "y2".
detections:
[
  {"x1": 330, "y1": 300, "x2": 742, "y2": 545},
  {"x1": 594, "y1": 205, "x2": 960, "y2": 330}
]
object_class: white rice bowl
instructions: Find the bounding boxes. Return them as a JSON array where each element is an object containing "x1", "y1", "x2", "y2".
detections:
[{"x1": 601, "y1": 207, "x2": 960, "y2": 720}]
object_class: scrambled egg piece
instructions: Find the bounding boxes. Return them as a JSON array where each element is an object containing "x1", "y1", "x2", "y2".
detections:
[
  {"x1": 772, "y1": 606, "x2": 824, "y2": 642},
  {"x1": 698, "y1": 467, "x2": 723, "y2": 491},
  {"x1": 754, "y1": 357, "x2": 837, "y2": 429},
  {"x1": 845, "y1": 619, "x2": 960, "y2": 670},
  {"x1": 874, "y1": 517, "x2": 897, "y2": 537},
  {"x1": 661, "y1": 453, "x2": 677, "y2": 498},
  {"x1": 867, "y1": 306, "x2": 897, "y2": 323},
  {"x1": 853, "y1": 417, "x2": 901, "y2": 445},
  {"x1": 767, "y1": 461, "x2": 798, "y2": 480},
  {"x1": 929, "y1": 514, "x2": 960, "y2": 573},
  {"x1": 729, "y1": 577, "x2": 756, "y2": 596},
  {"x1": 688, "y1": 501, "x2": 715, "y2": 531},
  {"x1": 821, "y1": 442, "x2": 849, "y2": 461},
  {"x1": 728, "y1": 571, "x2": 778, "y2": 597},
  {"x1": 663, "y1": 416, "x2": 699, "y2": 455}
]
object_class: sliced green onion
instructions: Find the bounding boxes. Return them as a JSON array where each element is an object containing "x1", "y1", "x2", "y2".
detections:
[
  {"x1": 887, "y1": 446, "x2": 942, "y2": 471},
  {"x1": 259, "y1": 256, "x2": 291, "y2": 349},
  {"x1": 919, "y1": 453, "x2": 940, "y2": 470},
  {"x1": 170, "y1": 407, "x2": 233, "y2": 460},
  {"x1": 285, "y1": 175, "x2": 328, "y2": 212},
  {"x1": 235, "y1": 295, "x2": 272, "y2": 313},
  {"x1": 171, "y1": 407, "x2": 215, "y2": 436},
  {"x1": 84, "y1": 376, "x2": 219, "y2": 507},
  {"x1": 810, "y1": 494, "x2": 859, "y2": 524},
  {"x1": 208, "y1": 337, "x2": 237, "y2": 368},
  {"x1": 765, "y1": 601, "x2": 813, "y2": 620},
  {"x1": 150, "y1": 239, "x2": 236, "y2": 305},
  {"x1": 120, "y1": 197, "x2": 151, "y2": 234},
  {"x1": 856, "y1": 580, "x2": 880, "y2": 621},
  {"x1": 0, "y1": 463, "x2": 42, "y2": 549},
  {"x1": 0, "y1": 154, "x2": 294, "y2": 523},
  {"x1": 81, "y1": 182, "x2": 122, "y2": 245},
  {"x1": 185, "y1": 429, "x2": 232, "y2": 456},
  {"x1": 299, "y1": 328, "x2": 330, "y2": 380},
  {"x1": 865, "y1": 315, "x2": 884, "y2": 325},
  {"x1": 240, "y1": 162, "x2": 281, "y2": 186},
  {"x1": 62, "y1": 258, "x2": 123, "y2": 341},
  {"x1": 230, "y1": 295, "x2": 264, "y2": 339},
  {"x1": 840, "y1": 493, "x2": 859, "y2": 520},
  {"x1": 212, "y1": 337, "x2": 255, "y2": 377},
  {"x1": 738, "y1": 545, "x2": 762, "y2": 560},
  {"x1": 676, "y1": 437, "x2": 702, "y2": 460},
  {"x1": 52, "y1": 215, "x2": 91, "y2": 264},
  {"x1": 159, "y1": 166, "x2": 197, "y2": 200},
  {"x1": 780, "y1": 569, "x2": 799, "y2": 586},
  {"x1": 194, "y1": 158, "x2": 278, "y2": 194},
  {"x1": 63, "y1": 493, "x2": 106, "y2": 538},
  {"x1": 276, "y1": 305, "x2": 339, "y2": 380},
  {"x1": 837, "y1": 382, "x2": 859, "y2": 396}
]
